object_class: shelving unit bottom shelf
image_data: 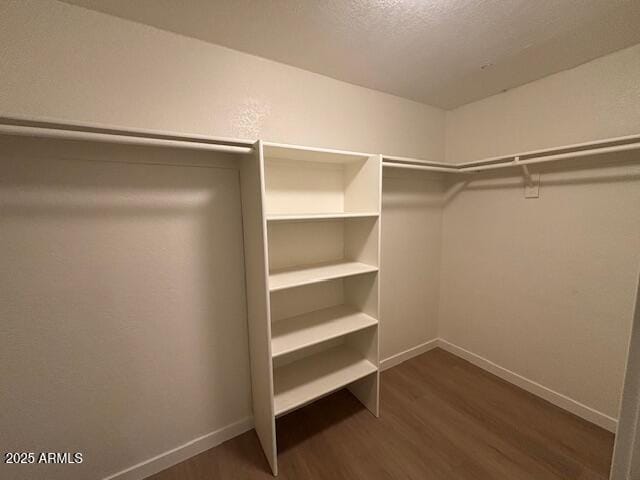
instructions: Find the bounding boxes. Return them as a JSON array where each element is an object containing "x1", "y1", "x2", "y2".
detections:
[{"x1": 273, "y1": 344, "x2": 377, "y2": 417}]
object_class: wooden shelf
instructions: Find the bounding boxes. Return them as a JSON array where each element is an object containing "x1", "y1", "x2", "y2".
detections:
[
  {"x1": 266, "y1": 212, "x2": 379, "y2": 222},
  {"x1": 273, "y1": 344, "x2": 377, "y2": 416},
  {"x1": 269, "y1": 261, "x2": 378, "y2": 291},
  {"x1": 272, "y1": 305, "x2": 377, "y2": 358}
]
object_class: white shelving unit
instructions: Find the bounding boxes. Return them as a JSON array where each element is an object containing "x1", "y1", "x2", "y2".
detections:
[{"x1": 240, "y1": 142, "x2": 382, "y2": 475}]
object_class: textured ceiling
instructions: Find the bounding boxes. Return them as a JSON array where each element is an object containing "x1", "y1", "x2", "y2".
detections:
[{"x1": 61, "y1": 0, "x2": 640, "y2": 109}]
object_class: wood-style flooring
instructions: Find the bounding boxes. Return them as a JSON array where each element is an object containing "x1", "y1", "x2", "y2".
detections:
[{"x1": 147, "y1": 348, "x2": 614, "y2": 480}]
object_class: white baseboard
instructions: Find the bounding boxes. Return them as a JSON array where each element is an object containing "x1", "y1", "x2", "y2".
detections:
[
  {"x1": 437, "y1": 339, "x2": 618, "y2": 433},
  {"x1": 103, "y1": 416, "x2": 254, "y2": 480},
  {"x1": 380, "y1": 338, "x2": 439, "y2": 371}
]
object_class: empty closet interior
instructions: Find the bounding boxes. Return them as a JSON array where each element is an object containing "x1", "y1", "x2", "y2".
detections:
[{"x1": 2, "y1": 2, "x2": 640, "y2": 480}]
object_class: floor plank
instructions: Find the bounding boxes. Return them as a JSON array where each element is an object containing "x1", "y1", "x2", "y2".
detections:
[{"x1": 147, "y1": 348, "x2": 614, "y2": 480}]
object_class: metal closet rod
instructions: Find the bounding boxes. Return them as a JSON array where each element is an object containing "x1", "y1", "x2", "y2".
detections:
[
  {"x1": 383, "y1": 133, "x2": 640, "y2": 173},
  {"x1": 0, "y1": 116, "x2": 254, "y2": 155}
]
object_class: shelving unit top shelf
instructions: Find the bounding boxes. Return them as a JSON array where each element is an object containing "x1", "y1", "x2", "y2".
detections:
[{"x1": 263, "y1": 142, "x2": 373, "y2": 164}]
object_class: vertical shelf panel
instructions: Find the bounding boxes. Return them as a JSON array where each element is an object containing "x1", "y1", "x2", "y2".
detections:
[
  {"x1": 267, "y1": 219, "x2": 345, "y2": 271},
  {"x1": 346, "y1": 155, "x2": 381, "y2": 416},
  {"x1": 239, "y1": 140, "x2": 278, "y2": 476}
]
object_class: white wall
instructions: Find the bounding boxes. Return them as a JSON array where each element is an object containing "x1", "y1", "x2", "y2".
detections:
[
  {"x1": 0, "y1": 136, "x2": 250, "y2": 480},
  {"x1": 439, "y1": 160, "x2": 640, "y2": 426},
  {"x1": 380, "y1": 169, "x2": 444, "y2": 367},
  {"x1": 445, "y1": 44, "x2": 640, "y2": 163},
  {"x1": 0, "y1": 0, "x2": 445, "y2": 161},
  {"x1": 441, "y1": 44, "x2": 640, "y2": 427}
]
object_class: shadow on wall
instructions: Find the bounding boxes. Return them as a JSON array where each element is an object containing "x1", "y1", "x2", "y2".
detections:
[
  {"x1": 0, "y1": 136, "x2": 252, "y2": 479},
  {"x1": 382, "y1": 168, "x2": 447, "y2": 210}
]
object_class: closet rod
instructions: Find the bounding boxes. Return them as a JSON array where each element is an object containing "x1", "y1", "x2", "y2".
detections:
[
  {"x1": 383, "y1": 138, "x2": 640, "y2": 173},
  {"x1": 460, "y1": 142, "x2": 640, "y2": 172},
  {"x1": 382, "y1": 155, "x2": 453, "y2": 168},
  {"x1": 456, "y1": 132, "x2": 640, "y2": 168},
  {"x1": 382, "y1": 162, "x2": 460, "y2": 173},
  {"x1": 0, "y1": 119, "x2": 254, "y2": 155}
]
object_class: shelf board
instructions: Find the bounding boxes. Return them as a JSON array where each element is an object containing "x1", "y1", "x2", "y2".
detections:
[
  {"x1": 266, "y1": 212, "x2": 379, "y2": 222},
  {"x1": 272, "y1": 305, "x2": 378, "y2": 358},
  {"x1": 263, "y1": 142, "x2": 372, "y2": 164},
  {"x1": 273, "y1": 344, "x2": 377, "y2": 417},
  {"x1": 269, "y1": 261, "x2": 378, "y2": 292}
]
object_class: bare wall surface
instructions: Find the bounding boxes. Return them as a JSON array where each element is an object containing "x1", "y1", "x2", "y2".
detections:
[
  {"x1": 439, "y1": 157, "x2": 640, "y2": 420},
  {"x1": 381, "y1": 169, "x2": 444, "y2": 361},
  {"x1": 442, "y1": 43, "x2": 640, "y2": 423},
  {"x1": 0, "y1": 0, "x2": 445, "y2": 161},
  {"x1": 445, "y1": 43, "x2": 640, "y2": 163},
  {"x1": 0, "y1": 137, "x2": 250, "y2": 480}
]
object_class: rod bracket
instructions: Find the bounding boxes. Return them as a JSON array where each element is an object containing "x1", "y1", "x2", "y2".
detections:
[{"x1": 514, "y1": 156, "x2": 540, "y2": 198}]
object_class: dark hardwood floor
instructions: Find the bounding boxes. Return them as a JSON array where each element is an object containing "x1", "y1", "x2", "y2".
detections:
[{"x1": 147, "y1": 348, "x2": 615, "y2": 480}]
